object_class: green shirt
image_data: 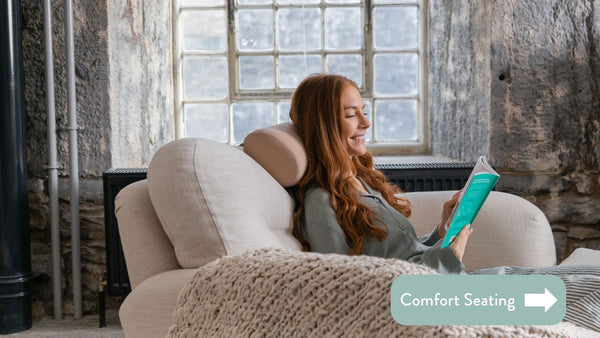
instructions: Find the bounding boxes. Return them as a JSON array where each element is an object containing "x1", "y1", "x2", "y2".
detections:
[{"x1": 300, "y1": 178, "x2": 465, "y2": 274}]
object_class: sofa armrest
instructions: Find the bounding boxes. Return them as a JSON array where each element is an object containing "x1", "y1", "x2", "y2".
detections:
[
  {"x1": 402, "y1": 191, "x2": 556, "y2": 272},
  {"x1": 115, "y1": 179, "x2": 181, "y2": 289},
  {"x1": 559, "y1": 247, "x2": 600, "y2": 266}
]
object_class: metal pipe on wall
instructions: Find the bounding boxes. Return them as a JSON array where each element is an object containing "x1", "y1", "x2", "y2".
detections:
[
  {"x1": 43, "y1": 0, "x2": 62, "y2": 320},
  {"x1": 63, "y1": 0, "x2": 82, "y2": 319}
]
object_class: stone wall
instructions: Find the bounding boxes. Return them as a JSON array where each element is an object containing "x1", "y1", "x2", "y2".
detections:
[
  {"x1": 490, "y1": 0, "x2": 600, "y2": 261},
  {"x1": 21, "y1": 0, "x2": 172, "y2": 318},
  {"x1": 107, "y1": 1, "x2": 173, "y2": 168},
  {"x1": 429, "y1": 0, "x2": 492, "y2": 161},
  {"x1": 430, "y1": 0, "x2": 600, "y2": 262},
  {"x1": 21, "y1": 0, "x2": 113, "y2": 318}
]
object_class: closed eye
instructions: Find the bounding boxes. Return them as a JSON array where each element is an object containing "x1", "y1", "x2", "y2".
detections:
[{"x1": 344, "y1": 105, "x2": 366, "y2": 118}]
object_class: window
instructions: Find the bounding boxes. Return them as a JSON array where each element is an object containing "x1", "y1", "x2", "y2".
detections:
[{"x1": 174, "y1": 0, "x2": 427, "y2": 154}]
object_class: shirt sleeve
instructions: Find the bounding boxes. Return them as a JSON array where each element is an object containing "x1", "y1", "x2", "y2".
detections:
[
  {"x1": 417, "y1": 225, "x2": 442, "y2": 246},
  {"x1": 407, "y1": 240, "x2": 465, "y2": 274},
  {"x1": 300, "y1": 188, "x2": 351, "y2": 254}
]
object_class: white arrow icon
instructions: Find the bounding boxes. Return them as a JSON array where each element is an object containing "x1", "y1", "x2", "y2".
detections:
[{"x1": 524, "y1": 288, "x2": 557, "y2": 312}]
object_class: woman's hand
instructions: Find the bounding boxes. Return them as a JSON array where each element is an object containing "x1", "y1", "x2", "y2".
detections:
[
  {"x1": 449, "y1": 224, "x2": 473, "y2": 261},
  {"x1": 436, "y1": 190, "x2": 462, "y2": 237}
]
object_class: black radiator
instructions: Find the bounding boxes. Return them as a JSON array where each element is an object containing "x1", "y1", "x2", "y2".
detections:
[
  {"x1": 102, "y1": 168, "x2": 147, "y2": 298},
  {"x1": 374, "y1": 162, "x2": 475, "y2": 192}
]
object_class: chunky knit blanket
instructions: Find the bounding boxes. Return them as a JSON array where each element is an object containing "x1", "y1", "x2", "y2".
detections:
[{"x1": 168, "y1": 249, "x2": 596, "y2": 337}]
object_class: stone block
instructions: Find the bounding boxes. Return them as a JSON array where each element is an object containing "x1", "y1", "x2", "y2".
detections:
[
  {"x1": 31, "y1": 242, "x2": 52, "y2": 276},
  {"x1": 58, "y1": 178, "x2": 103, "y2": 204},
  {"x1": 107, "y1": 0, "x2": 173, "y2": 168},
  {"x1": 82, "y1": 263, "x2": 105, "y2": 299},
  {"x1": 28, "y1": 178, "x2": 44, "y2": 193},
  {"x1": 537, "y1": 195, "x2": 600, "y2": 224},
  {"x1": 29, "y1": 190, "x2": 50, "y2": 231},
  {"x1": 567, "y1": 226, "x2": 600, "y2": 241},
  {"x1": 429, "y1": 0, "x2": 492, "y2": 161},
  {"x1": 81, "y1": 241, "x2": 107, "y2": 265},
  {"x1": 32, "y1": 301, "x2": 46, "y2": 320},
  {"x1": 571, "y1": 172, "x2": 596, "y2": 195},
  {"x1": 496, "y1": 173, "x2": 571, "y2": 194}
]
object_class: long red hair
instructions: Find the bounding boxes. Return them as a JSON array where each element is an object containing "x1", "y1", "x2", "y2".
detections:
[{"x1": 290, "y1": 74, "x2": 411, "y2": 254}]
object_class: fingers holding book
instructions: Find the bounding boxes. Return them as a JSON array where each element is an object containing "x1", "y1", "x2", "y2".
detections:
[
  {"x1": 437, "y1": 190, "x2": 463, "y2": 237},
  {"x1": 449, "y1": 224, "x2": 473, "y2": 261}
]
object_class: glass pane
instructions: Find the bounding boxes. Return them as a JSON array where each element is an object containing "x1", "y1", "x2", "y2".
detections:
[
  {"x1": 278, "y1": 8, "x2": 321, "y2": 51},
  {"x1": 239, "y1": 55, "x2": 274, "y2": 89},
  {"x1": 237, "y1": 9, "x2": 274, "y2": 51},
  {"x1": 279, "y1": 55, "x2": 321, "y2": 89},
  {"x1": 182, "y1": 10, "x2": 227, "y2": 52},
  {"x1": 374, "y1": 53, "x2": 418, "y2": 96},
  {"x1": 374, "y1": 6, "x2": 418, "y2": 49},
  {"x1": 373, "y1": 0, "x2": 417, "y2": 3},
  {"x1": 184, "y1": 103, "x2": 229, "y2": 142},
  {"x1": 326, "y1": 54, "x2": 362, "y2": 87},
  {"x1": 277, "y1": 101, "x2": 291, "y2": 123},
  {"x1": 327, "y1": 0, "x2": 360, "y2": 3},
  {"x1": 183, "y1": 57, "x2": 228, "y2": 99},
  {"x1": 232, "y1": 102, "x2": 274, "y2": 143},
  {"x1": 278, "y1": 0, "x2": 320, "y2": 4},
  {"x1": 182, "y1": 0, "x2": 225, "y2": 6},
  {"x1": 325, "y1": 7, "x2": 362, "y2": 50},
  {"x1": 374, "y1": 99, "x2": 417, "y2": 141},
  {"x1": 239, "y1": 0, "x2": 273, "y2": 5}
]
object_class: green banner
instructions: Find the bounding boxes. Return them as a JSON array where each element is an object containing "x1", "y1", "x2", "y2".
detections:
[{"x1": 391, "y1": 275, "x2": 565, "y2": 325}]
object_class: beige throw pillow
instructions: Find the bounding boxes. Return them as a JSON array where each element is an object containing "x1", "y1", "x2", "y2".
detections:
[
  {"x1": 147, "y1": 138, "x2": 301, "y2": 269},
  {"x1": 243, "y1": 122, "x2": 307, "y2": 188}
]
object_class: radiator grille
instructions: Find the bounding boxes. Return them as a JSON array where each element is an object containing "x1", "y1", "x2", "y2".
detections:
[
  {"x1": 374, "y1": 162, "x2": 474, "y2": 192},
  {"x1": 102, "y1": 162, "x2": 474, "y2": 296},
  {"x1": 102, "y1": 168, "x2": 147, "y2": 296}
]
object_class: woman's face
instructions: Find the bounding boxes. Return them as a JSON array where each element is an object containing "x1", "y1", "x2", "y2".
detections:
[{"x1": 339, "y1": 84, "x2": 370, "y2": 157}]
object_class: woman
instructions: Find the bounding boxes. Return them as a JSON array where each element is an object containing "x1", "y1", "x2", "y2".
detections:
[
  {"x1": 289, "y1": 73, "x2": 472, "y2": 274},
  {"x1": 289, "y1": 74, "x2": 600, "y2": 332}
]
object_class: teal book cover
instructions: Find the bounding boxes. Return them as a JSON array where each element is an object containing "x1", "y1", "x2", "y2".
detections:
[{"x1": 442, "y1": 157, "x2": 500, "y2": 248}]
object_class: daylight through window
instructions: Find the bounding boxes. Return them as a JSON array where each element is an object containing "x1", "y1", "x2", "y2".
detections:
[{"x1": 175, "y1": 0, "x2": 426, "y2": 153}]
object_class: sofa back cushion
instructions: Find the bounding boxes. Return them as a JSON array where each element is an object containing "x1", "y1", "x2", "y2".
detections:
[
  {"x1": 147, "y1": 138, "x2": 302, "y2": 269},
  {"x1": 243, "y1": 122, "x2": 307, "y2": 188}
]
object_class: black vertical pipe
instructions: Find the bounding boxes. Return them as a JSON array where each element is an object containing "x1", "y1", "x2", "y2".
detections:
[{"x1": 0, "y1": 0, "x2": 34, "y2": 334}]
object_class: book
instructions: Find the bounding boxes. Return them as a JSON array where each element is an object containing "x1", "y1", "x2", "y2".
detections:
[{"x1": 441, "y1": 156, "x2": 500, "y2": 248}]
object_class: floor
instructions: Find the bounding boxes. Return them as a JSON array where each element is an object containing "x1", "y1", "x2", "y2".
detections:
[{"x1": 4, "y1": 310, "x2": 124, "y2": 338}]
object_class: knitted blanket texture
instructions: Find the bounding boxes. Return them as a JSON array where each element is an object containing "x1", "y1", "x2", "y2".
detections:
[{"x1": 168, "y1": 249, "x2": 595, "y2": 337}]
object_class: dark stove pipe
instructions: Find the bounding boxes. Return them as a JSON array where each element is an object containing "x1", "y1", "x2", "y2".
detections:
[{"x1": 0, "y1": 0, "x2": 34, "y2": 334}]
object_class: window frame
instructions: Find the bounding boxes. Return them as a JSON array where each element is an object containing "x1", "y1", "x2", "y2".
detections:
[{"x1": 172, "y1": 0, "x2": 428, "y2": 155}]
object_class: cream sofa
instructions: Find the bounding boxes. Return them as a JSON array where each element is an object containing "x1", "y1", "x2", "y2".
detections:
[{"x1": 116, "y1": 124, "x2": 583, "y2": 337}]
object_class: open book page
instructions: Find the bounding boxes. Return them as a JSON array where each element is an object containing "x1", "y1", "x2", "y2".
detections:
[{"x1": 441, "y1": 156, "x2": 500, "y2": 248}]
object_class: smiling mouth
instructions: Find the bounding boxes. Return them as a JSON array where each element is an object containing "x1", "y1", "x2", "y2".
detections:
[{"x1": 351, "y1": 136, "x2": 365, "y2": 140}]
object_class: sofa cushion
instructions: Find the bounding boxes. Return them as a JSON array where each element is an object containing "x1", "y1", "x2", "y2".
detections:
[
  {"x1": 559, "y1": 248, "x2": 600, "y2": 266},
  {"x1": 115, "y1": 180, "x2": 180, "y2": 289},
  {"x1": 243, "y1": 122, "x2": 307, "y2": 187},
  {"x1": 120, "y1": 269, "x2": 197, "y2": 338},
  {"x1": 147, "y1": 138, "x2": 302, "y2": 269}
]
